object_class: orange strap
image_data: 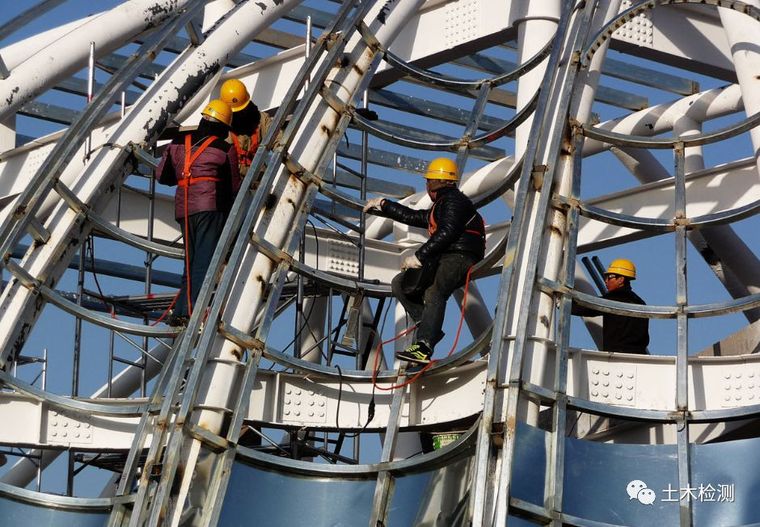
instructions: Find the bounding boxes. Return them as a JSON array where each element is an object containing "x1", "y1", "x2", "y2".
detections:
[
  {"x1": 231, "y1": 128, "x2": 260, "y2": 169},
  {"x1": 178, "y1": 176, "x2": 221, "y2": 187},
  {"x1": 427, "y1": 202, "x2": 438, "y2": 237},
  {"x1": 428, "y1": 202, "x2": 485, "y2": 240},
  {"x1": 180, "y1": 134, "x2": 218, "y2": 185}
]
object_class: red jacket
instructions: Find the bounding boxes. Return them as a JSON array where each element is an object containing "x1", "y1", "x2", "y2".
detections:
[{"x1": 156, "y1": 129, "x2": 241, "y2": 220}]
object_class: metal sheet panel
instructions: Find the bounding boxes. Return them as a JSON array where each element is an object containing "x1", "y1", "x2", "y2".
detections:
[
  {"x1": 691, "y1": 436, "x2": 760, "y2": 526},
  {"x1": 513, "y1": 423, "x2": 760, "y2": 525},
  {"x1": 563, "y1": 430, "x2": 679, "y2": 525},
  {"x1": 388, "y1": 456, "x2": 472, "y2": 526},
  {"x1": 219, "y1": 462, "x2": 375, "y2": 526},
  {"x1": 0, "y1": 495, "x2": 107, "y2": 527}
]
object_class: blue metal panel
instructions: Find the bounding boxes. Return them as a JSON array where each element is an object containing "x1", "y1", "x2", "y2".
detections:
[
  {"x1": 223, "y1": 429, "x2": 760, "y2": 526},
  {"x1": 387, "y1": 456, "x2": 473, "y2": 526},
  {"x1": 219, "y1": 462, "x2": 375, "y2": 526},
  {"x1": 512, "y1": 423, "x2": 760, "y2": 526},
  {"x1": 387, "y1": 471, "x2": 436, "y2": 525},
  {"x1": 563, "y1": 430, "x2": 679, "y2": 525},
  {"x1": 512, "y1": 422, "x2": 548, "y2": 506},
  {"x1": 0, "y1": 495, "x2": 107, "y2": 527},
  {"x1": 691, "y1": 436, "x2": 760, "y2": 526}
]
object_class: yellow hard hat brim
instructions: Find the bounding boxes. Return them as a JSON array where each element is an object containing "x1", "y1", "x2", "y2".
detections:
[
  {"x1": 424, "y1": 172, "x2": 458, "y2": 181},
  {"x1": 230, "y1": 98, "x2": 251, "y2": 112}
]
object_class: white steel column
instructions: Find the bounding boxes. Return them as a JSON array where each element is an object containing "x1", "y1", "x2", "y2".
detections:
[
  {"x1": 521, "y1": 0, "x2": 621, "y2": 423},
  {"x1": 718, "y1": 2, "x2": 760, "y2": 163},
  {"x1": 512, "y1": 0, "x2": 561, "y2": 159}
]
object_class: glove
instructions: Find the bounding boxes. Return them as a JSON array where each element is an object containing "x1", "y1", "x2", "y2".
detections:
[
  {"x1": 363, "y1": 197, "x2": 385, "y2": 213},
  {"x1": 402, "y1": 254, "x2": 422, "y2": 270}
]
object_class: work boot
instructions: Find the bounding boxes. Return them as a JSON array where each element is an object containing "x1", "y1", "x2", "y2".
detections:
[
  {"x1": 396, "y1": 341, "x2": 433, "y2": 365},
  {"x1": 166, "y1": 310, "x2": 188, "y2": 328}
]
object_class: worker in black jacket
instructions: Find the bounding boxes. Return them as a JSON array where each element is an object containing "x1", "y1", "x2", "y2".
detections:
[
  {"x1": 572, "y1": 258, "x2": 649, "y2": 354},
  {"x1": 363, "y1": 158, "x2": 485, "y2": 364}
]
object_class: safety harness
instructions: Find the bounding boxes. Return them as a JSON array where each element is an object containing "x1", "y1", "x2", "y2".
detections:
[
  {"x1": 230, "y1": 128, "x2": 260, "y2": 172},
  {"x1": 180, "y1": 134, "x2": 220, "y2": 186},
  {"x1": 179, "y1": 133, "x2": 219, "y2": 314},
  {"x1": 427, "y1": 201, "x2": 486, "y2": 242}
]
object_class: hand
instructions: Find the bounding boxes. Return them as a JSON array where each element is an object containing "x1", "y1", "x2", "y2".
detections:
[
  {"x1": 402, "y1": 254, "x2": 422, "y2": 270},
  {"x1": 363, "y1": 197, "x2": 385, "y2": 213}
]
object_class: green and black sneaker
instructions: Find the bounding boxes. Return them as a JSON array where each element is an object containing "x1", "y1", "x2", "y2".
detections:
[{"x1": 396, "y1": 342, "x2": 433, "y2": 365}]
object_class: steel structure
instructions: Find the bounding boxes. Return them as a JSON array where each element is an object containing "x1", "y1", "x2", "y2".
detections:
[{"x1": 1, "y1": 0, "x2": 760, "y2": 526}]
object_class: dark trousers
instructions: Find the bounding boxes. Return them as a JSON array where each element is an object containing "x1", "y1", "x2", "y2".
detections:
[
  {"x1": 175, "y1": 211, "x2": 227, "y2": 317},
  {"x1": 391, "y1": 252, "x2": 477, "y2": 348}
]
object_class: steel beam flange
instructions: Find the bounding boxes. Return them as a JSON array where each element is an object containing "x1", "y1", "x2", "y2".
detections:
[
  {"x1": 235, "y1": 418, "x2": 479, "y2": 477},
  {"x1": 0, "y1": 369, "x2": 150, "y2": 416}
]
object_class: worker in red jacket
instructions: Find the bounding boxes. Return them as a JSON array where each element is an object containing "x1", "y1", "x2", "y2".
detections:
[
  {"x1": 364, "y1": 158, "x2": 486, "y2": 364},
  {"x1": 155, "y1": 99, "x2": 241, "y2": 326}
]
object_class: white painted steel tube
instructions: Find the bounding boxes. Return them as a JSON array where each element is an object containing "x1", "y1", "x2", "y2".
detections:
[
  {"x1": 512, "y1": 0, "x2": 560, "y2": 159},
  {"x1": 299, "y1": 296, "x2": 327, "y2": 363},
  {"x1": 584, "y1": 84, "x2": 744, "y2": 156},
  {"x1": 718, "y1": 3, "x2": 760, "y2": 162},
  {"x1": 0, "y1": 18, "x2": 91, "y2": 71},
  {"x1": 0, "y1": 0, "x2": 195, "y2": 120}
]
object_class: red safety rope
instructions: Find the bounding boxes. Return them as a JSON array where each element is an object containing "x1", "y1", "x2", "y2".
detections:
[
  {"x1": 150, "y1": 290, "x2": 181, "y2": 326},
  {"x1": 180, "y1": 134, "x2": 217, "y2": 315},
  {"x1": 371, "y1": 265, "x2": 475, "y2": 390}
]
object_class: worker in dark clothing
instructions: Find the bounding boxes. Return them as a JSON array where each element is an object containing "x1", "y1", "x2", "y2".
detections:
[
  {"x1": 219, "y1": 78, "x2": 272, "y2": 176},
  {"x1": 155, "y1": 99, "x2": 241, "y2": 326},
  {"x1": 363, "y1": 158, "x2": 486, "y2": 364},
  {"x1": 572, "y1": 258, "x2": 649, "y2": 354}
]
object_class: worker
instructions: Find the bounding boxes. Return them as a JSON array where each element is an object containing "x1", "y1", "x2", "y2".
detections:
[
  {"x1": 219, "y1": 78, "x2": 272, "y2": 176},
  {"x1": 155, "y1": 99, "x2": 241, "y2": 326},
  {"x1": 572, "y1": 258, "x2": 649, "y2": 354},
  {"x1": 363, "y1": 158, "x2": 486, "y2": 364}
]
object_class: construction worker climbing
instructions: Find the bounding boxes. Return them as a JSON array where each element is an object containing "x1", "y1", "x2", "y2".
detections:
[
  {"x1": 155, "y1": 99, "x2": 241, "y2": 326},
  {"x1": 572, "y1": 258, "x2": 650, "y2": 354},
  {"x1": 364, "y1": 157, "x2": 486, "y2": 364},
  {"x1": 219, "y1": 78, "x2": 272, "y2": 176}
]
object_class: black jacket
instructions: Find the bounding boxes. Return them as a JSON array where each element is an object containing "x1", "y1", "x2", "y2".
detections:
[
  {"x1": 572, "y1": 285, "x2": 649, "y2": 354},
  {"x1": 380, "y1": 187, "x2": 485, "y2": 263}
]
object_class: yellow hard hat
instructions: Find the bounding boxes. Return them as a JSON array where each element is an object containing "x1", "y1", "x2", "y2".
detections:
[
  {"x1": 220, "y1": 78, "x2": 251, "y2": 112},
  {"x1": 606, "y1": 258, "x2": 636, "y2": 279},
  {"x1": 201, "y1": 99, "x2": 232, "y2": 126},
  {"x1": 424, "y1": 157, "x2": 458, "y2": 181}
]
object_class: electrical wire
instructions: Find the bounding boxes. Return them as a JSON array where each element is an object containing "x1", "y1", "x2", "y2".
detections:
[
  {"x1": 333, "y1": 299, "x2": 395, "y2": 439},
  {"x1": 86, "y1": 236, "x2": 115, "y2": 313},
  {"x1": 371, "y1": 265, "x2": 475, "y2": 391},
  {"x1": 280, "y1": 220, "x2": 326, "y2": 359}
]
